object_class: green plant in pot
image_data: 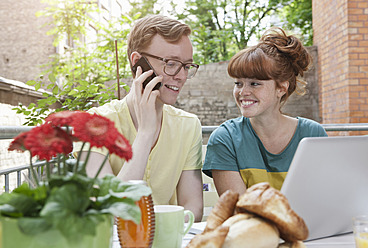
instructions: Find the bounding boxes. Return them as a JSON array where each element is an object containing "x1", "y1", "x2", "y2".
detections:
[{"x1": 0, "y1": 111, "x2": 151, "y2": 248}]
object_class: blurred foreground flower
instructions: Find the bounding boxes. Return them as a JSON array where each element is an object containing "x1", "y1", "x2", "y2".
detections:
[{"x1": 1, "y1": 111, "x2": 148, "y2": 244}]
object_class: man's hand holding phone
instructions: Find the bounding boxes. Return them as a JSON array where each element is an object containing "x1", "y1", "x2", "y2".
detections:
[
  {"x1": 130, "y1": 59, "x2": 163, "y2": 141},
  {"x1": 132, "y1": 56, "x2": 162, "y2": 91}
]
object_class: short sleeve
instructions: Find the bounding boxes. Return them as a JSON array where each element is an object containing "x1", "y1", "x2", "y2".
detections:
[
  {"x1": 183, "y1": 117, "x2": 203, "y2": 170},
  {"x1": 202, "y1": 125, "x2": 239, "y2": 177}
]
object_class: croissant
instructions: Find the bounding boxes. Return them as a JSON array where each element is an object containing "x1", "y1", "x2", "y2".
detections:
[
  {"x1": 236, "y1": 182, "x2": 308, "y2": 242},
  {"x1": 278, "y1": 241, "x2": 306, "y2": 248},
  {"x1": 204, "y1": 190, "x2": 239, "y2": 233},
  {"x1": 221, "y1": 213, "x2": 280, "y2": 248},
  {"x1": 186, "y1": 225, "x2": 229, "y2": 248}
]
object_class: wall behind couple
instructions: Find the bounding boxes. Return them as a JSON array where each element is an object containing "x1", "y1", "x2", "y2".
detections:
[{"x1": 120, "y1": 46, "x2": 320, "y2": 129}]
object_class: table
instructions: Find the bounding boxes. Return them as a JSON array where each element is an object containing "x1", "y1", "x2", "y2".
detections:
[
  {"x1": 182, "y1": 223, "x2": 356, "y2": 248},
  {"x1": 112, "y1": 223, "x2": 356, "y2": 248}
]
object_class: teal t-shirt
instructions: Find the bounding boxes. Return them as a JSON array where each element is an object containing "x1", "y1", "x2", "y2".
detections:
[{"x1": 202, "y1": 117, "x2": 327, "y2": 190}]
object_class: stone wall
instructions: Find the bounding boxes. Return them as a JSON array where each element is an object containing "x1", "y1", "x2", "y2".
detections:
[{"x1": 0, "y1": 0, "x2": 55, "y2": 83}]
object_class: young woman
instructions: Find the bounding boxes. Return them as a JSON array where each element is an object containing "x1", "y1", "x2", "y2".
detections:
[{"x1": 202, "y1": 27, "x2": 327, "y2": 196}]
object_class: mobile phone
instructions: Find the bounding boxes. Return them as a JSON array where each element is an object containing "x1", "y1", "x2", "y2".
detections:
[{"x1": 132, "y1": 56, "x2": 162, "y2": 90}]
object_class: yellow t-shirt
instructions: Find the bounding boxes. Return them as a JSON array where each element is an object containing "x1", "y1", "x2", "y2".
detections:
[{"x1": 73, "y1": 98, "x2": 203, "y2": 205}]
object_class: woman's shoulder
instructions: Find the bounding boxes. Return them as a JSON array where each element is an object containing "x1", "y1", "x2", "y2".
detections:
[
  {"x1": 215, "y1": 116, "x2": 245, "y2": 131},
  {"x1": 296, "y1": 117, "x2": 327, "y2": 136},
  {"x1": 297, "y1": 116, "x2": 323, "y2": 127},
  {"x1": 209, "y1": 117, "x2": 247, "y2": 140}
]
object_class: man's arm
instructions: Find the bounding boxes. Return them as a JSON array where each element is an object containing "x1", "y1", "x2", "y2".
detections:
[
  {"x1": 176, "y1": 169, "x2": 203, "y2": 222},
  {"x1": 212, "y1": 170, "x2": 247, "y2": 197},
  {"x1": 78, "y1": 151, "x2": 114, "y2": 178}
]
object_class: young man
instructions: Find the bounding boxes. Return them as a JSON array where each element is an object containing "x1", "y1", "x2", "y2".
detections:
[{"x1": 76, "y1": 15, "x2": 203, "y2": 221}]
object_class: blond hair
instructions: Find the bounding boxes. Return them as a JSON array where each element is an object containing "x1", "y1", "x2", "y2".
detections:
[{"x1": 127, "y1": 15, "x2": 191, "y2": 65}]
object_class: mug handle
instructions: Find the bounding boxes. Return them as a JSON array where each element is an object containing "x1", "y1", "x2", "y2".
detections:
[{"x1": 183, "y1": 210, "x2": 195, "y2": 235}]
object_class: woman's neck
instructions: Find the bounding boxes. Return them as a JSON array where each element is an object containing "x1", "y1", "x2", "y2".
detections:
[{"x1": 249, "y1": 114, "x2": 298, "y2": 154}]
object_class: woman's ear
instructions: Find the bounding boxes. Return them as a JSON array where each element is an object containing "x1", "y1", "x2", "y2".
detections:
[{"x1": 277, "y1": 81, "x2": 289, "y2": 98}]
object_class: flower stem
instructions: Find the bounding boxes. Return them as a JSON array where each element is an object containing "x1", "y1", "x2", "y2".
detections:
[
  {"x1": 63, "y1": 153, "x2": 67, "y2": 175},
  {"x1": 94, "y1": 152, "x2": 109, "y2": 180},
  {"x1": 81, "y1": 146, "x2": 92, "y2": 173},
  {"x1": 29, "y1": 153, "x2": 39, "y2": 187},
  {"x1": 75, "y1": 142, "x2": 86, "y2": 173},
  {"x1": 46, "y1": 160, "x2": 51, "y2": 180},
  {"x1": 57, "y1": 155, "x2": 61, "y2": 175}
]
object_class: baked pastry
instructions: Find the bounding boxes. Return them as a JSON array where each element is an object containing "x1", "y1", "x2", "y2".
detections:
[
  {"x1": 204, "y1": 190, "x2": 239, "y2": 232},
  {"x1": 186, "y1": 225, "x2": 229, "y2": 248},
  {"x1": 221, "y1": 213, "x2": 280, "y2": 248},
  {"x1": 278, "y1": 241, "x2": 306, "y2": 248},
  {"x1": 236, "y1": 182, "x2": 308, "y2": 242}
]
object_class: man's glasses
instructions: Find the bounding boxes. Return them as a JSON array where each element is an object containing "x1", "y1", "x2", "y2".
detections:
[{"x1": 140, "y1": 52, "x2": 199, "y2": 79}]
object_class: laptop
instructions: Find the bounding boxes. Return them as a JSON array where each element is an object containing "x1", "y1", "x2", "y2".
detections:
[{"x1": 280, "y1": 135, "x2": 368, "y2": 241}]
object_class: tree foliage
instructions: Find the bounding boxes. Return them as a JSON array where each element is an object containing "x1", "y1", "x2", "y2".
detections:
[
  {"x1": 127, "y1": 0, "x2": 159, "y2": 17},
  {"x1": 279, "y1": 0, "x2": 313, "y2": 46},
  {"x1": 14, "y1": 0, "x2": 156, "y2": 126},
  {"x1": 37, "y1": 0, "x2": 95, "y2": 47},
  {"x1": 173, "y1": 0, "x2": 291, "y2": 64}
]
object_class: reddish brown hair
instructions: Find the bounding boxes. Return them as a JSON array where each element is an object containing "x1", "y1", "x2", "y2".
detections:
[{"x1": 228, "y1": 27, "x2": 311, "y2": 103}]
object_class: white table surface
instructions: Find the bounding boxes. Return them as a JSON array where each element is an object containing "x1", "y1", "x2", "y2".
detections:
[{"x1": 112, "y1": 222, "x2": 356, "y2": 248}]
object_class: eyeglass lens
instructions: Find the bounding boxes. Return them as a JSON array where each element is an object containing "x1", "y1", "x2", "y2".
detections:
[{"x1": 164, "y1": 60, "x2": 197, "y2": 79}]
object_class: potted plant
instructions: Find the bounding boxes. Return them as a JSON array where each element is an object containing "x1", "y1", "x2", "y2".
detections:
[{"x1": 0, "y1": 111, "x2": 151, "y2": 248}]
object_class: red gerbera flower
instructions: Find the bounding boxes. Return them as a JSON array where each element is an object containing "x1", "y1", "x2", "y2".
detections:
[
  {"x1": 24, "y1": 123, "x2": 73, "y2": 161},
  {"x1": 107, "y1": 133, "x2": 132, "y2": 161},
  {"x1": 45, "y1": 110, "x2": 89, "y2": 127},
  {"x1": 72, "y1": 113, "x2": 118, "y2": 148},
  {"x1": 8, "y1": 132, "x2": 28, "y2": 152}
]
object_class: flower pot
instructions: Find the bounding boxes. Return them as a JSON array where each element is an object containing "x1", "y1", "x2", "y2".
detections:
[{"x1": 0, "y1": 215, "x2": 113, "y2": 248}]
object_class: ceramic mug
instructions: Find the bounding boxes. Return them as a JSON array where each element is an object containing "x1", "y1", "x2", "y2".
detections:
[{"x1": 152, "y1": 205, "x2": 194, "y2": 248}]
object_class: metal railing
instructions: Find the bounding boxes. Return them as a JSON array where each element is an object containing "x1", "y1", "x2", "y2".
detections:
[
  {"x1": 202, "y1": 123, "x2": 368, "y2": 134},
  {"x1": 1, "y1": 123, "x2": 368, "y2": 192},
  {"x1": 0, "y1": 161, "x2": 47, "y2": 192}
]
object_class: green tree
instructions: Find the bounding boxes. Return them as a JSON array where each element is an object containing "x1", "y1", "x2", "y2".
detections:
[
  {"x1": 37, "y1": 0, "x2": 95, "y2": 46},
  {"x1": 14, "y1": 1, "x2": 133, "y2": 125},
  {"x1": 173, "y1": 0, "x2": 290, "y2": 64},
  {"x1": 127, "y1": 0, "x2": 159, "y2": 17},
  {"x1": 279, "y1": 0, "x2": 313, "y2": 46}
]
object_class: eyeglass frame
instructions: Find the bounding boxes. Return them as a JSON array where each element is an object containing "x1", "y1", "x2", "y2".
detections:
[{"x1": 139, "y1": 52, "x2": 199, "y2": 79}]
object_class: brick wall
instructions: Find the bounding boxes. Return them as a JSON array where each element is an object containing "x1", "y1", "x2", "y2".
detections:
[
  {"x1": 313, "y1": 0, "x2": 368, "y2": 127},
  {"x1": 0, "y1": 0, "x2": 55, "y2": 83}
]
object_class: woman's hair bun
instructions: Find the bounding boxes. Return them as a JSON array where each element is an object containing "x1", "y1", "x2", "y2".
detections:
[{"x1": 260, "y1": 27, "x2": 311, "y2": 77}]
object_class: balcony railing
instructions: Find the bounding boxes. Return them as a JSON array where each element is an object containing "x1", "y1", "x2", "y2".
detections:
[{"x1": 1, "y1": 123, "x2": 368, "y2": 192}]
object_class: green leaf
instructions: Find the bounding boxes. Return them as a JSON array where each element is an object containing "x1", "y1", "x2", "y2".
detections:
[
  {"x1": 48, "y1": 73, "x2": 56, "y2": 83},
  {"x1": 52, "y1": 86, "x2": 59, "y2": 94},
  {"x1": 27, "y1": 103, "x2": 36, "y2": 109},
  {"x1": 98, "y1": 176, "x2": 152, "y2": 201},
  {"x1": 27, "y1": 80, "x2": 37, "y2": 86},
  {"x1": 0, "y1": 192, "x2": 40, "y2": 217},
  {"x1": 35, "y1": 82, "x2": 41, "y2": 91},
  {"x1": 18, "y1": 217, "x2": 52, "y2": 235},
  {"x1": 100, "y1": 200, "x2": 141, "y2": 223}
]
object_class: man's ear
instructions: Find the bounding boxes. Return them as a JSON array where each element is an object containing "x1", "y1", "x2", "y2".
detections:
[
  {"x1": 277, "y1": 81, "x2": 289, "y2": 98},
  {"x1": 130, "y1": 51, "x2": 142, "y2": 66}
]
